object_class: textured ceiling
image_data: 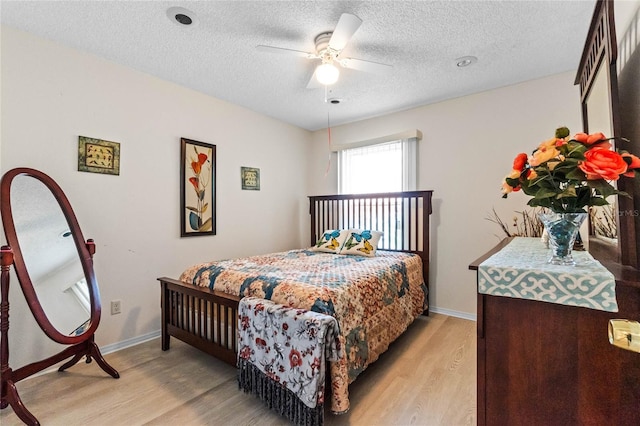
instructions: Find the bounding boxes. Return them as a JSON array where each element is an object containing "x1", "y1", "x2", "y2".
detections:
[{"x1": 0, "y1": 0, "x2": 596, "y2": 131}]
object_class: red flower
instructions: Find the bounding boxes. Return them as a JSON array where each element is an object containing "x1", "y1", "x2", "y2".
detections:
[
  {"x1": 255, "y1": 337, "x2": 267, "y2": 347},
  {"x1": 188, "y1": 177, "x2": 199, "y2": 190},
  {"x1": 289, "y1": 349, "x2": 302, "y2": 368},
  {"x1": 240, "y1": 315, "x2": 250, "y2": 330},
  {"x1": 574, "y1": 132, "x2": 607, "y2": 145},
  {"x1": 239, "y1": 346, "x2": 252, "y2": 359},
  {"x1": 622, "y1": 153, "x2": 640, "y2": 177},
  {"x1": 282, "y1": 323, "x2": 288, "y2": 331},
  {"x1": 512, "y1": 153, "x2": 528, "y2": 172},
  {"x1": 579, "y1": 147, "x2": 628, "y2": 180},
  {"x1": 190, "y1": 153, "x2": 208, "y2": 175},
  {"x1": 310, "y1": 356, "x2": 321, "y2": 372}
]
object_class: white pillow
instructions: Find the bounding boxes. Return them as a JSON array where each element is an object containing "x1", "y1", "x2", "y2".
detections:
[
  {"x1": 311, "y1": 229, "x2": 349, "y2": 253},
  {"x1": 339, "y1": 229, "x2": 383, "y2": 257}
]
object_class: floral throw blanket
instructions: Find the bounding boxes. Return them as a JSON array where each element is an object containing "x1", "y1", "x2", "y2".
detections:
[
  {"x1": 237, "y1": 297, "x2": 342, "y2": 426},
  {"x1": 180, "y1": 249, "x2": 427, "y2": 413}
]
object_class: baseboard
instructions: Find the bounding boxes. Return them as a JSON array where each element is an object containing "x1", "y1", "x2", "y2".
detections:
[
  {"x1": 430, "y1": 306, "x2": 477, "y2": 321},
  {"x1": 100, "y1": 329, "x2": 161, "y2": 355}
]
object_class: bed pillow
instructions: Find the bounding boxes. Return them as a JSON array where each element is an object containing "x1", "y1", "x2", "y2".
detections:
[
  {"x1": 339, "y1": 229, "x2": 383, "y2": 257},
  {"x1": 311, "y1": 229, "x2": 349, "y2": 253}
]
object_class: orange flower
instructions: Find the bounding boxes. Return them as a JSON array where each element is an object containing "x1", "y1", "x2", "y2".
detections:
[
  {"x1": 190, "y1": 153, "x2": 208, "y2": 175},
  {"x1": 529, "y1": 145, "x2": 559, "y2": 167},
  {"x1": 503, "y1": 127, "x2": 637, "y2": 213},
  {"x1": 512, "y1": 153, "x2": 528, "y2": 171},
  {"x1": 538, "y1": 137, "x2": 560, "y2": 149},
  {"x1": 579, "y1": 147, "x2": 628, "y2": 180},
  {"x1": 188, "y1": 177, "x2": 199, "y2": 190},
  {"x1": 622, "y1": 152, "x2": 640, "y2": 177},
  {"x1": 508, "y1": 169, "x2": 521, "y2": 179},
  {"x1": 501, "y1": 181, "x2": 514, "y2": 195},
  {"x1": 574, "y1": 132, "x2": 607, "y2": 145},
  {"x1": 502, "y1": 170, "x2": 521, "y2": 195}
]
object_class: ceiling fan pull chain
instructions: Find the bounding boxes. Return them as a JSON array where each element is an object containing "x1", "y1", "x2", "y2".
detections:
[{"x1": 324, "y1": 103, "x2": 332, "y2": 178}]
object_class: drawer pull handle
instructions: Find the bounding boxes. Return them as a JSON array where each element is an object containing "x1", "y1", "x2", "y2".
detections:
[{"x1": 608, "y1": 319, "x2": 640, "y2": 354}]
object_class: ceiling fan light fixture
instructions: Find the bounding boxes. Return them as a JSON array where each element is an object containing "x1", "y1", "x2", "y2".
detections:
[{"x1": 316, "y1": 63, "x2": 340, "y2": 85}]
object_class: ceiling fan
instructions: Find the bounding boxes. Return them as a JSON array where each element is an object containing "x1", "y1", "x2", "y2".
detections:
[{"x1": 257, "y1": 13, "x2": 393, "y2": 88}]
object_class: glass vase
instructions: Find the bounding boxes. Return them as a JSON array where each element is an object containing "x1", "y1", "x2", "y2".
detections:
[{"x1": 538, "y1": 212, "x2": 588, "y2": 266}]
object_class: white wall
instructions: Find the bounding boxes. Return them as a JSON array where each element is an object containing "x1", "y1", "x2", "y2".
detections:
[
  {"x1": 309, "y1": 72, "x2": 583, "y2": 317},
  {"x1": 0, "y1": 26, "x2": 311, "y2": 367}
]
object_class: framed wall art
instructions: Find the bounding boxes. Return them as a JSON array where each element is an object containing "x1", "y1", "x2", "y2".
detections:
[
  {"x1": 241, "y1": 166, "x2": 260, "y2": 190},
  {"x1": 78, "y1": 136, "x2": 120, "y2": 175},
  {"x1": 181, "y1": 138, "x2": 216, "y2": 237}
]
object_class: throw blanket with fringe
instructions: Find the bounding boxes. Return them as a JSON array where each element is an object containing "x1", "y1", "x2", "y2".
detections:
[{"x1": 238, "y1": 297, "x2": 342, "y2": 426}]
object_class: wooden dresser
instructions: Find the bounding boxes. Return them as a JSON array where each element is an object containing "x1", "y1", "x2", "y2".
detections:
[{"x1": 470, "y1": 238, "x2": 640, "y2": 425}]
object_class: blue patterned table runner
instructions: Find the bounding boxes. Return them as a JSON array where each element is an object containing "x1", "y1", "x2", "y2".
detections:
[{"x1": 478, "y1": 237, "x2": 618, "y2": 312}]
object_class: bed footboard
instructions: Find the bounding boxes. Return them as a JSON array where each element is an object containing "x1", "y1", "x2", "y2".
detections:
[{"x1": 158, "y1": 277, "x2": 241, "y2": 366}]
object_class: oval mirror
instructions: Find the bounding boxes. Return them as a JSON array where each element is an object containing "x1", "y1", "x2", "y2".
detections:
[{"x1": 0, "y1": 168, "x2": 101, "y2": 345}]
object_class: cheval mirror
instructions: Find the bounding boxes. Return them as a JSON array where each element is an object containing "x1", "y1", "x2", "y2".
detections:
[
  {"x1": 575, "y1": 0, "x2": 638, "y2": 268},
  {"x1": 1, "y1": 167, "x2": 119, "y2": 426}
]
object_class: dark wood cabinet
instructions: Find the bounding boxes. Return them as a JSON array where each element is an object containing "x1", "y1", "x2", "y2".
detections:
[{"x1": 471, "y1": 239, "x2": 640, "y2": 425}]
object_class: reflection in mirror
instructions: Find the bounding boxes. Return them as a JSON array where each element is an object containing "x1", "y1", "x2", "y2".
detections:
[
  {"x1": 575, "y1": 0, "x2": 638, "y2": 266},
  {"x1": 1, "y1": 167, "x2": 119, "y2": 425},
  {"x1": 10, "y1": 175, "x2": 91, "y2": 336},
  {"x1": 584, "y1": 64, "x2": 618, "y2": 244}
]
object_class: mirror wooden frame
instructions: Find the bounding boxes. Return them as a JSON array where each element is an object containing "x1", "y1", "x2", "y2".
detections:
[
  {"x1": 0, "y1": 167, "x2": 118, "y2": 426},
  {"x1": 575, "y1": 0, "x2": 638, "y2": 268}
]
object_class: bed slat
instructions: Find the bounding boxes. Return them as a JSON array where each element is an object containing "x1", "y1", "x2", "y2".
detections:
[{"x1": 309, "y1": 190, "x2": 432, "y2": 310}]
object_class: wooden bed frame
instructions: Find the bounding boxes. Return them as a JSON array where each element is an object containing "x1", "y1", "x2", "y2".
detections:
[{"x1": 158, "y1": 190, "x2": 433, "y2": 366}]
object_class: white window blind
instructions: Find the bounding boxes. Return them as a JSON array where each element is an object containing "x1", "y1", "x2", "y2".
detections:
[
  {"x1": 65, "y1": 277, "x2": 91, "y2": 315},
  {"x1": 337, "y1": 133, "x2": 418, "y2": 194}
]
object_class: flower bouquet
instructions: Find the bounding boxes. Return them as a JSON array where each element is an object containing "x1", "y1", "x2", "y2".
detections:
[{"x1": 502, "y1": 127, "x2": 640, "y2": 264}]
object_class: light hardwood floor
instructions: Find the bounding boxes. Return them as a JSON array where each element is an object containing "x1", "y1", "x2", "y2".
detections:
[{"x1": 0, "y1": 313, "x2": 476, "y2": 425}]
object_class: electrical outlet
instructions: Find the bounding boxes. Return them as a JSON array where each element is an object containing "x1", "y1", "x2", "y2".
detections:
[{"x1": 110, "y1": 300, "x2": 122, "y2": 315}]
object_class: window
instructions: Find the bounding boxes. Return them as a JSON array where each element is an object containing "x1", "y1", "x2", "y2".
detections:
[
  {"x1": 337, "y1": 134, "x2": 418, "y2": 194},
  {"x1": 334, "y1": 131, "x2": 421, "y2": 249},
  {"x1": 65, "y1": 277, "x2": 91, "y2": 315}
]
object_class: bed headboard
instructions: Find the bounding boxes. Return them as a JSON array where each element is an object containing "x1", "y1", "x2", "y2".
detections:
[{"x1": 309, "y1": 190, "x2": 433, "y2": 311}]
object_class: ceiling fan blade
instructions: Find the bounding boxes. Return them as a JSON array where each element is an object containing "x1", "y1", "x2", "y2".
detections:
[
  {"x1": 256, "y1": 45, "x2": 315, "y2": 59},
  {"x1": 328, "y1": 13, "x2": 362, "y2": 51},
  {"x1": 340, "y1": 57, "x2": 393, "y2": 74}
]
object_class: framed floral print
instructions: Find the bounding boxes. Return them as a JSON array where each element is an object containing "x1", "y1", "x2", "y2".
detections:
[
  {"x1": 78, "y1": 136, "x2": 120, "y2": 175},
  {"x1": 180, "y1": 138, "x2": 216, "y2": 237}
]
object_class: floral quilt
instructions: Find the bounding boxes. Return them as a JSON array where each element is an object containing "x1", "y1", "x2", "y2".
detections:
[
  {"x1": 237, "y1": 297, "x2": 342, "y2": 425},
  {"x1": 180, "y1": 249, "x2": 427, "y2": 413}
]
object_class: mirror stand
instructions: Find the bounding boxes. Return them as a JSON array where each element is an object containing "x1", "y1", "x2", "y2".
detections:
[{"x1": 0, "y1": 243, "x2": 118, "y2": 426}]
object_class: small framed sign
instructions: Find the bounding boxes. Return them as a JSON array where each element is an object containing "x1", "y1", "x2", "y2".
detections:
[
  {"x1": 241, "y1": 167, "x2": 260, "y2": 190},
  {"x1": 78, "y1": 136, "x2": 120, "y2": 175}
]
